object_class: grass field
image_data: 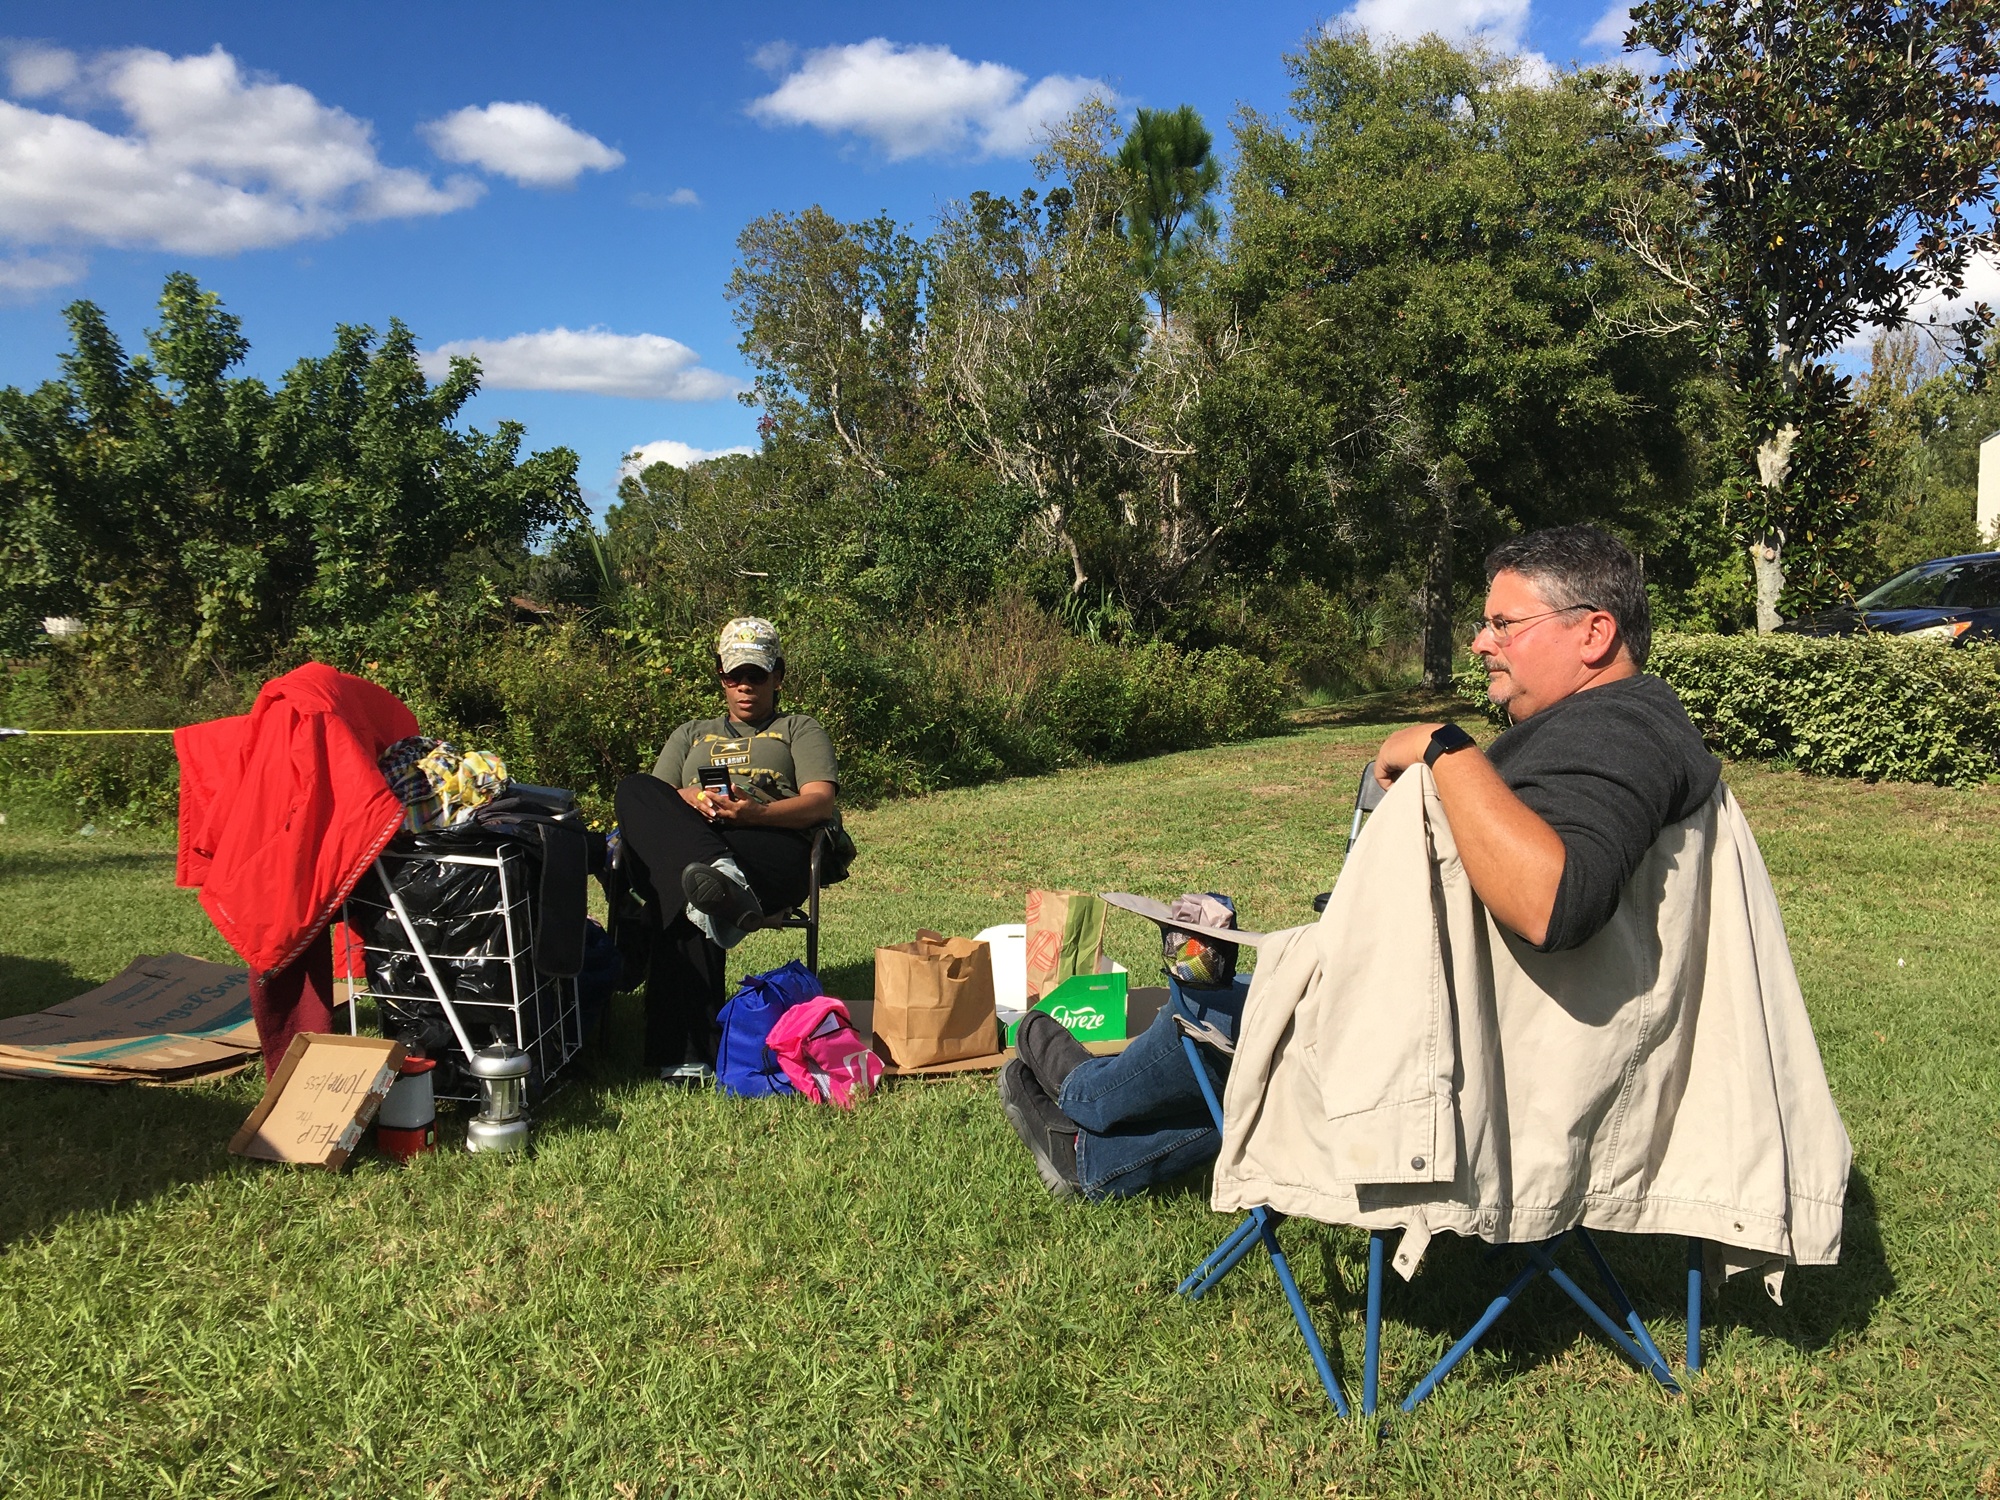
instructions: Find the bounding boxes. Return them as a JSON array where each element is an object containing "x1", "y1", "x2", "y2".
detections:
[{"x1": 2, "y1": 711, "x2": 1997, "y2": 1498}]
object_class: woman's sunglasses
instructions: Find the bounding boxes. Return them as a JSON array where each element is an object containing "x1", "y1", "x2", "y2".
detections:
[{"x1": 721, "y1": 665, "x2": 771, "y2": 686}]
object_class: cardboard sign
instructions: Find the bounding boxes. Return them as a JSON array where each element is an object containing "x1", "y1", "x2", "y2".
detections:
[
  {"x1": 229, "y1": 1033, "x2": 404, "y2": 1170},
  {"x1": 0, "y1": 954, "x2": 258, "y2": 1084}
]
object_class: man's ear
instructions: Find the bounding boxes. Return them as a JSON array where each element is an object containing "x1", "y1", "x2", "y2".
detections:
[{"x1": 1580, "y1": 610, "x2": 1624, "y2": 668}]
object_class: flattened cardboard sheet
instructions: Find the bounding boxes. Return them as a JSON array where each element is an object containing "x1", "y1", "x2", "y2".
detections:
[
  {"x1": 841, "y1": 1000, "x2": 1130, "y2": 1077},
  {"x1": 0, "y1": 954, "x2": 258, "y2": 1083},
  {"x1": 228, "y1": 1032, "x2": 403, "y2": 1169}
]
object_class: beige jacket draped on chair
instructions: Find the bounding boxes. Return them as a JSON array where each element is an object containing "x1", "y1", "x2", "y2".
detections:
[{"x1": 1212, "y1": 766, "x2": 1850, "y2": 1294}]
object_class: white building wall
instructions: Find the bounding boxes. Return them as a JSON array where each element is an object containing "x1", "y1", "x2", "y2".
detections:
[{"x1": 1980, "y1": 430, "x2": 2000, "y2": 547}]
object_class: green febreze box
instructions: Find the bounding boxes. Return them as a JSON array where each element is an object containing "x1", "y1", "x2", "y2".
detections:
[{"x1": 1005, "y1": 972, "x2": 1129, "y2": 1047}]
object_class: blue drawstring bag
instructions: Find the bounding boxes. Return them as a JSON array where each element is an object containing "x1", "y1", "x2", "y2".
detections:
[{"x1": 715, "y1": 959, "x2": 822, "y2": 1097}]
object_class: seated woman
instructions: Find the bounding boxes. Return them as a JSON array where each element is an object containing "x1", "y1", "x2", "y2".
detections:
[{"x1": 613, "y1": 617, "x2": 838, "y2": 1079}]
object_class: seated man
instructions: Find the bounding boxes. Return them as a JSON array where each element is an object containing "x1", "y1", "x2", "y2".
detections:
[
  {"x1": 613, "y1": 617, "x2": 839, "y2": 1079},
  {"x1": 999, "y1": 523, "x2": 1720, "y2": 1198}
]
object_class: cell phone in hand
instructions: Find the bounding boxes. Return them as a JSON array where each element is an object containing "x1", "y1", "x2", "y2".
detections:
[{"x1": 698, "y1": 767, "x2": 734, "y2": 799}]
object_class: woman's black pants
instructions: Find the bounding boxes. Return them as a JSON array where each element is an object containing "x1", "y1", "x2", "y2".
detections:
[{"x1": 613, "y1": 774, "x2": 812, "y2": 1068}]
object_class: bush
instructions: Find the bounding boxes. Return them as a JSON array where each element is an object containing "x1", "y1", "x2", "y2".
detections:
[
  {"x1": 1454, "y1": 633, "x2": 2000, "y2": 785},
  {"x1": 0, "y1": 661, "x2": 250, "y2": 827},
  {"x1": 0, "y1": 598, "x2": 1288, "y2": 828},
  {"x1": 1652, "y1": 634, "x2": 2000, "y2": 786}
]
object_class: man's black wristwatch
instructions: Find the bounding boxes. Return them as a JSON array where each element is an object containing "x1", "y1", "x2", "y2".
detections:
[{"x1": 1423, "y1": 722, "x2": 1477, "y2": 767}]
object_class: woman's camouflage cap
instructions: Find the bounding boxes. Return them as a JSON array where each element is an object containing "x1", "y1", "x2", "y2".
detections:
[{"x1": 717, "y1": 616, "x2": 782, "y2": 673}]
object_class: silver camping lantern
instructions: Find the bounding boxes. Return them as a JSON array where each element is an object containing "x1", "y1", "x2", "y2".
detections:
[{"x1": 464, "y1": 1044, "x2": 532, "y2": 1154}]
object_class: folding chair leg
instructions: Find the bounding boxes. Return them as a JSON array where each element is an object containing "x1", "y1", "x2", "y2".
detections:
[
  {"x1": 1571, "y1": 1230, "x2": 1681, "y2": 1390},
  {"x1": 1402, "y1": 1254, "x2": 1547, "y2": 1412},
  {"x1": 1180, "y1": 1215, "x2": 1260, "y2": 1297},
  {"x1": 1258, "y1": 1210, "x2": 1351, "y2": 1419},
  {"x1": 1534, "y1": 1250, "x2": 1680, "y2": 1392},
  {"x1": 1189, "y1": 1217, "x2": 1268, "y2": 1300},
  {"x1": 1364, "y1": 1230, "x2": 1386, "y2": 1417},
  {"x1": 1687, "y1": 1238, "x2": 1703, "y2": 1372}
]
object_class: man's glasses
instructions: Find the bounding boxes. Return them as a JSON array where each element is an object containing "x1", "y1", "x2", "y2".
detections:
[
  {"x1": 1472, "y1": 604, "x2": 1594, "y2": 646},
  {"x1": 721, "y1": 665, "x2": 770, "y2": 686}
]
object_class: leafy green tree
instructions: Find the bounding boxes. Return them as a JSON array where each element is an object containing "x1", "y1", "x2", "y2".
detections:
[
  {"x1": 726, "y1": 209, "x2": 929, "y2": 483},
  {"x1": 1222, "y1": 31, "x2": 1696, "y2": 687},
  {"x1": 1855, "y1": 327, "x2": 1990, "y2": 576},
  {"x1": 1626, "y1": 0, "x2": 2000, "y2": 629},
  {"x1": 0, "y1": 273, "x2": 580, "y2": 669},
  {"x1": 1115, "y1": 104, "x2": 1222, "y2": 315},
  {"x1": 927, "y1": 102, "x2": 1148, "y2": 597}
]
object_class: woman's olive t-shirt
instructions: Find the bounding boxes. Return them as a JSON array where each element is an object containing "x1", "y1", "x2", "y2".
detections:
[{"x1": 650, "y1": 713, "x2": 839, "y2": 803}]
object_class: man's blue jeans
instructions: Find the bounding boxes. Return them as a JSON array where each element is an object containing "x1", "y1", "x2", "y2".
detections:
[{"x1": 1060, "y1": 975, "x2": 1249, "y2": 1200}]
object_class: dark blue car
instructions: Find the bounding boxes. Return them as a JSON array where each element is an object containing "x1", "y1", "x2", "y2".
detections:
[{"x1": 1778, "y1": 551, "x2": 2000, "y2": 644}]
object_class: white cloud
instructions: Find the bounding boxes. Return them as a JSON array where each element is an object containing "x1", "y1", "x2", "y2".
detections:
[
  {"x1": 748, "y1": 38, "x2": 1115, "y2": 159},
  {"x1": 1583, "y1": 3, "x2": 1630, "y2": 51},
  {"x1": 4, "y1": 43, "x2": 78, "y2": 98},
  {"x1": 0, "y1": 250, "x2": 83, "y2": 294},
  {"x1": 420, "y1": 101, "x2": 623, "y2": 189},
  {"x1": 1338, "y1": 0, "x2": 1552, "y2": 80},
  {"x1": 419, "y1": 327, "x2": 742, "y2": 401},
  {"x1": 0, "y1": 44, "x2": 480, "y2": 260},
  {"x1": 1839, "y1": 250, "x2": 2000, "y2": 360},
  {"x1": 621, "y1": 438, "x2": 755, "y2": 475},
  {"x1": 631, "y1": 186, "x2": 699, "y2": 209},
  {"x1": 750, "y1": 41, "x2": 798, "y2": 75},
  {"x1": 1581, "y1": 3, "x2": 1664, "y2": 78}
]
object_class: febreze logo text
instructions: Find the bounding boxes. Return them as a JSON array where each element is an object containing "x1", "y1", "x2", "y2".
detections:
[{"x1": 1048, "y1": 1004, "x2": 1105, "y2": 1030}]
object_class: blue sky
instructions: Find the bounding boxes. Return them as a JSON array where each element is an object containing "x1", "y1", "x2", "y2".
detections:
[{"x1": 1, "y1": 0, "x2": 1638, "y2": 511}]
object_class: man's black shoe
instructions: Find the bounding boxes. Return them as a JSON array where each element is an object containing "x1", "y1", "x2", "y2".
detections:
[
  {"x1": 680, "y1": 862, "x2": 765, "y2": 931},
  {"x1": 998, "y1": 1058, "x2": 1082, "y2": 1197},
  {"x1": 1016, "y1": 1010, "x2": 1091, "y2": 1097}
]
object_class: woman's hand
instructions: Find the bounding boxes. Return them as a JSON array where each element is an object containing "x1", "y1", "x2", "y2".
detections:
[
  {"x1": 706, "y1": 791, "x2": 758, "y2": 826},
  {"x1": 677, "y1": 786, "x2": 712, "y2": 817}
]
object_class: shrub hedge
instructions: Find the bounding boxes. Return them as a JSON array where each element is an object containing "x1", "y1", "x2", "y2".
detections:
[
  {"x1": 1454, "y1": 632, "x2": 2000, "y2": 786},
  {"x1": 0, "y1": 599, "x2": 1287, "y2": 827}
]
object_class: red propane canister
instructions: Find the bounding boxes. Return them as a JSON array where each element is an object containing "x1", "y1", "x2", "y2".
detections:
[{"x1": 377, "y1": 1054, "x2": 437, "y2": 1162}]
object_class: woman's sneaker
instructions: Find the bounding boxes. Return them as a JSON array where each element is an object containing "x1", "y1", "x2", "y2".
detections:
[{"x1": 681, "y1": 861, "x2": 765, "y2": 931}]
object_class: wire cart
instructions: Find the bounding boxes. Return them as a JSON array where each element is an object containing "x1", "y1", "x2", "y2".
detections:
[{"x1": 342, "y1": 838, "x2": 582, "y2": 1104}]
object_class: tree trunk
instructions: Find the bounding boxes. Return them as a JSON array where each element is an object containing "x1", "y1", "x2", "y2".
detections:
[
  {"x1": 1419, "y1": 487, "x2": 1457, "y2": 691},
  {"x1": 1750, "y1": 530, "x2": 1786, "y2": 634},
  {"x1": 1751, "y1": 421, "x2": 1799, "y2": 634}
]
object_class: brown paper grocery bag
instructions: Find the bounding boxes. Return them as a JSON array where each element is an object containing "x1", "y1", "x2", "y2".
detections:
[
  {"x1": 1024, "y1": 889, "x2": 1108, "y2": 1002},
  {"x1": 873, "y1": 930, "x2": 998, "y2": 1067}
]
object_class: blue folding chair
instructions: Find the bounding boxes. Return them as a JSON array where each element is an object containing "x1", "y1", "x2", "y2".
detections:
[
  {"x1": 1173, "y1": 1003, "x2": 1351, "y2": 1418},
  {"x1": 1177, "y1": 760, "x2": 1709, "y2": 1418}
]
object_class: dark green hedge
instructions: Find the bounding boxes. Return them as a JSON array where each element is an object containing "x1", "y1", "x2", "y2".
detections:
[
  {"x1": 1455, "y1": 633, "x2": 2000, "y2": 786},
  {"x1": 0, "y1": 604, "x2": 1286, "y2": 827}
]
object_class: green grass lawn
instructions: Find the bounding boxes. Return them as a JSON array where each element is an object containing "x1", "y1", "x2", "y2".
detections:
[{"x1": 2, "y1": 718, "x2": 1996, "y2": 1498}]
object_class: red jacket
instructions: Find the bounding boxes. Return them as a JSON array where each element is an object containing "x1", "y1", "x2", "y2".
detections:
[{"x1": 176, "y1": 664, "x2": 418, "y2": 977}]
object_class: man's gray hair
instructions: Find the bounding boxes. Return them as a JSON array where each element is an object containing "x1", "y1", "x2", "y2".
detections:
[{"x1": 1484, "y1": 525, "x2": 1651, "y2": 669}]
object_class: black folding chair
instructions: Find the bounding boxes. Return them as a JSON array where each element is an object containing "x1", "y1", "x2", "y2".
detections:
[
  {"x1": 603, "y1": 823, "x2": 829, "y2": 975},
  {"x1": 768, "y1": 825, "x2": 828, "y2": 974}
]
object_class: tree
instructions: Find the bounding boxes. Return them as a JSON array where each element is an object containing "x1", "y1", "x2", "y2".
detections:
[
  {"x1": 1855, "y1": 326, "x2": 1991, "y2": 574},
  {"x1": 1115, "y1": 105, "x2": 1222, "y2": 315},
  {"x1": 1223, "y1": 32, "x2": 1696, "y2": 687},
  {"x1": 927, "y1": 101, "x2": 1147, "y2": 596},
  {"x1": 0, "y1": 273, "x2": 580, "y2": 668},
  {"x1": 726, "y1": 209, "x2": 928, "y2": 483},
  {"x1": 1626, "y1": 0, "x2": 2000, "y2": 629}
]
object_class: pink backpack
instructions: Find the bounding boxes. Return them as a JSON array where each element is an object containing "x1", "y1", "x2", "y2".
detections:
[{"x1": 765, "y1": 997, "x2": 884, "y2": 1108}]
